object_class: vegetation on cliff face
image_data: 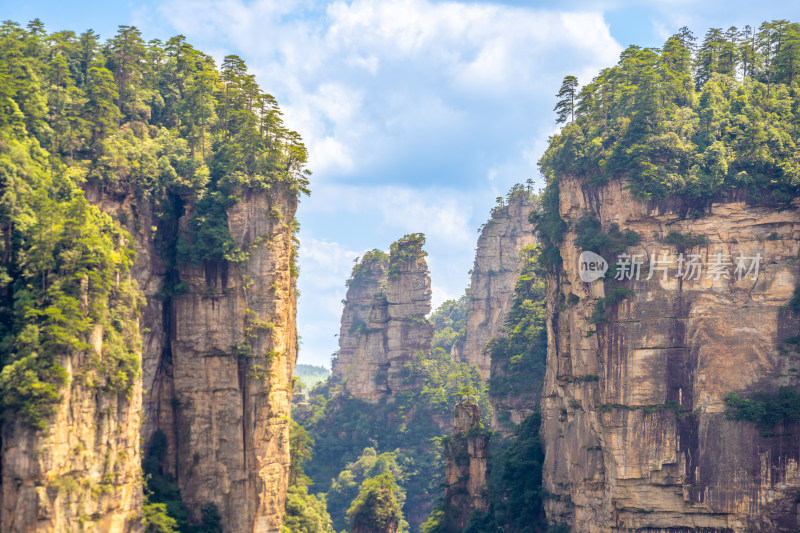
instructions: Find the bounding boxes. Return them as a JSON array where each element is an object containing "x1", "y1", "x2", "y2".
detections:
[
  {"x1": 725, "y1": 387, "x2": 800, "y2": 434},
  {"x1": 388, "y1": 233, "x2": 427, "y2": 278},
  {"x1": 296, "y1": 305, "x2": 488, "y2": 532},
  {"x1": 487, "y1": 245, "x2": 547, "y2": 419},
  {"x1": 346, "y1": 249, "x2": 390, "y2": 288},
  {"x1": 430, "y1": 291, "x2": 469, "y2": 353},
  {"x1": 0, "y1": 18, "x2": 310, "y2": 529},
  {"x1": 540, "y1": 21, "x2": 800, "y2": 204},
  {"x1": 297, "y1": 352, "x2": 487, "y2": 532},
  {"x1": 424, "y1": 242, "x2": 553, "y2": 533},
  {"x1": 0, "y1": 18, "x2": 309, "y2": 423}
]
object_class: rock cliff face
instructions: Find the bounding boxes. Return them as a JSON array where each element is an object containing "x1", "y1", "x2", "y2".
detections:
[
  {"x1": 542, "y1": 176, "x2": 800, "y2": 531},
  {"x1": 0, "y1": 347, "x2": 143, "y2": 532},
  {"x1": 332, "y1": 236, "x2": 433, "y2": 402},
  {"x1": 97, "y1": 185, "x2": 298, "y2": 531},
  {"x1": 462, "y1": 193, "x2": 537, "y2": 377},
  {"x1": 0, "y1": 188, "x2": 145, "y2": 533},
  {"x1": 442, "y1": 401, "x2": 489, "y2": 530}
]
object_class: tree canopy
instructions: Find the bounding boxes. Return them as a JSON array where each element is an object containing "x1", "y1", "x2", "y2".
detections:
[{"x1": 540, "y1": 20, "x2": 800, "y2": 204}]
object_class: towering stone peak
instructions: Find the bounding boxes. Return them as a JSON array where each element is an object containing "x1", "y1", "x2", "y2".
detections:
[
  {"x1": 0, "y1": 187, "x2": 144, "y2": 532},
  {"x1": 542, "y1": 176, "x2": 800, "y2": 531},
  {"x1": 442, "y1": 401, "x2": 489, "y2": 530},
  {"x1": 453, "y1": 400, "x2": 481, "y2": 432},
  {"x1": 106, "y1": 185, "x2": 298, "y2": 532},
  {"x1": 462, "y1": 190, "x2": 538, "y2": 377},
  {"x1": 332, "y1": 234, "x2": 433, "y2": 402},
  {"x1": 163, "y1": 188, "x2": 299, "y2": 532}
]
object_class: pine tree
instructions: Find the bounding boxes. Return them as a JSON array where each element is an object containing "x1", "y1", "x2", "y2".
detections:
[
  {"x1": 107, "y1": 25, "x2": 146, "y2": 121},
  {"x1": 554, "y1": 75, "x2": 578, "y2": 124},
  {"x1": 84, "y1": 65, "x2": 121, "y2": 149}
]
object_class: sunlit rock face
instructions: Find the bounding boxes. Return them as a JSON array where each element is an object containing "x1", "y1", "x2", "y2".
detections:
[
  {"x1": 332, "y1": 238, "x2": 433, "y2": 403},
  {"x1": 462, "y1": 193, "x2": 538, "y2": 378},
  {"x1": 542, "y1": 176, "x2": 800, "y2": 532},
  {"x1": 71, "y1": 184, "x2": 298, "y2": 532}
]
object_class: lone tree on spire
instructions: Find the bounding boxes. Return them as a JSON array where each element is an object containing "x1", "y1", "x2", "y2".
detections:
[{"x1": 554, "y1": 75, "x2": 578, "y2": 124}]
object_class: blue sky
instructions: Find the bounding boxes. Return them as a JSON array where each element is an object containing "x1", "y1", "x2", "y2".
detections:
[{"x1": 5, "y1": 0, "x2": 798, "y2": 367}]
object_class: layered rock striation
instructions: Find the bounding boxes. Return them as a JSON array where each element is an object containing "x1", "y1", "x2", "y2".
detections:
[
  {"x1": 332, "y1": 235, "x2": 433, "y2": 402},
  {"x1": 442, "y1": 401, "x2": 490, "y2": 531},
  {"x1": 462, "y1": 191, "x2": 538, "y2": 377},
  {"x1": 542, "y1": 176, "x2": 800, "y2": 531},
  {"x1": 95, "y1": 184, "x2": 298, "y2": 532},
  {"x1": 0, "y1": 338, "x2": 143, "y2": 533}
]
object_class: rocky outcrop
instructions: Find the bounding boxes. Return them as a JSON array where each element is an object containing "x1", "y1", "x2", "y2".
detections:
[
  {"x1": 0, "y1": 189, "x2": 145, "y2": 532},
  {"x1": 442, "y1": 401, "x2": 489, "y2": 530},
  {"x1": 332, "y1": 235, "x2": 433, "y2": 402},
  {"x1": 332, "y1": 250, "x2": 391, "y2": 402},
  {"x1": 94, "y1": 185, "x2": 298, "y2": 531},
  {"x1": 0, "y1": 350, "x2": 143, "y2": 533},
  {"x1": 168, "y1": 188, "x2": 298, "y2": 532},
  {"x1": 542, "y1": 176, "x2": 800, "y2": 531},
  {"x1": 462, "y1": 192, "x2": 537, "y2": 377}
]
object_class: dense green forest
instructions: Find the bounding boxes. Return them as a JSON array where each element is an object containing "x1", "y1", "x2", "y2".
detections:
[
  {"x1": 542, "y1": 21, "x2": 800, "y2": 203},
  {"x1": 293, "y1": 298, "x2": 489, "y2": 532},
  {"x1": 538, "y1": 20, "x2": 800, "y2": 268},
  {"x1": 0, "y1": 19, "x2": 309, "y2": 532}
]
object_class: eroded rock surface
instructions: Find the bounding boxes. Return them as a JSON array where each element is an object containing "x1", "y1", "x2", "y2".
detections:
[
  {"x1": 91, "y1": 185, "x2": 297, "y2": 532},
  {"x1": 542, "y1": 176, "x2": 800, "y2": 531},
  {"x1": 442, "y1": 401, "x2": 489, "y2": 530},
  {"x1": 463, "y1": 193, "x2": 537, "y2": 377},
  {"x1": 332, "y1": 237, "x2": 433, "y2": 402}
]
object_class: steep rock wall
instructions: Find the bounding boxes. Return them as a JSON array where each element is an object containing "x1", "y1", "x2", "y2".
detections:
[
  {"x1": 332, "y1": 253, "x2": 391, "y2": 402},
  {"x1": 332, "y1": 237, "x2": 433, "y2": 402},
  {"x1": 91, "y1": 185, "x2": 299, "y2": 532},
  {"x1": 166, "y1": 188, "x2": 298, "y2": 532},
  {"x1": 0, "y1": 357, "x2": 143, "y2": 532},
  {"x1": 0, "y1": 186, "x2": 145, "y2": 532},
  {"x1": 442, "y1": 401, "x2": 489, "y2": 531},
  {"x1": 542, "y1": 176, "x2": 800, "y2": 531},
  {"x1": 463, "y1": 194, "x2": 537, "y2": 377}
]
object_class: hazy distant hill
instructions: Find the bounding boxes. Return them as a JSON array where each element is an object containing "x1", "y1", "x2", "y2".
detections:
[{"x1": 295, "y1": 364, "x2": 331, "y2": 389}]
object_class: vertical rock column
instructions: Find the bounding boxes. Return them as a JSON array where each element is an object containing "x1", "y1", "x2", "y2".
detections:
[
  {"x1": 385, "y1": 236, "x2": 434, "y2": 395},
  {"x1": 462, "y1": 193, "x2": 537, "y2": 377},
  {"x1": 332, "y1": 235, "x2": 433, "y2": 402},
  {"x1": 442, "y1": 401, "x2": 489, "y2": 531},
  {"x1": 165, "y1": 187, "x2": 298, "y2": 532},
  {"x1": 331, "y1": 251, "x2": 391, "y2": 402}
]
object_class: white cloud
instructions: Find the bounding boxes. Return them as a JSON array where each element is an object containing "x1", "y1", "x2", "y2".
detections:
[
  {"x1": 299, "y1": 235, "x2": 362, "y2": 293},
  {"x1": 148, "y1": 0, "x2": 624, "y2": 366},
  {"x1": 430, "y1": 282, "x2": 458, "y2": 314},
  {"x1": 303, "y1": 183, "x2": 474, "y2": 247},
  {"x1": 297, "y1": 236, "x2": 363, "y2": 366},
  {"x1": 156, "y1": 0, "x2": 621, "y2": 184}
]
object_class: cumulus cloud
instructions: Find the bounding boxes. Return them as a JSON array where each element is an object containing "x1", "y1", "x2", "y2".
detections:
[
  {"x1": 156, "y1": 0, "x2": 621, "y2": 184},
  {"x1": 297, "y1": 235, "x2": 363, "y2": 364},
  {"x1": 148, "y1": 0, "x2": 624, "y2": 365},
  {"x1": 303, "y1": 183, "x2": 474, "y2": 247}
]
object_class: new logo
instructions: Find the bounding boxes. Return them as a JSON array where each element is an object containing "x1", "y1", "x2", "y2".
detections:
[{"x1": 579, "y1": 251, "x2": 607, "y2": 282}]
